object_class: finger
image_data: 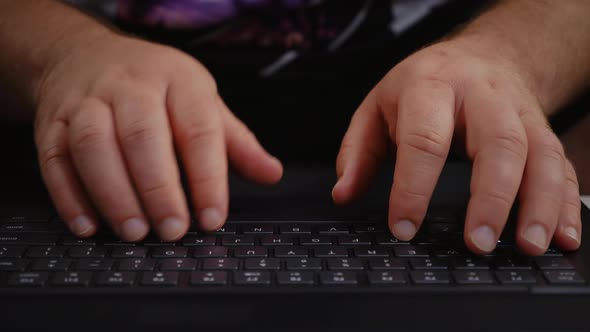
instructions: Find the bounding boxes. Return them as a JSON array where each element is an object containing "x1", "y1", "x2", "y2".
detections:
[
  {"x1": 221, "y1": 103, "x2": 283, "y2": 185},
  {"x1": 167, "y1": 80, "x2": 228, "y2": 231},
  {"x1": 388, "y1": 80, "x2": 455, "y2": 241},
  {"x1": 332, "y1": 91, "x2": 389, "y2": 205},
  {"x1": 113, "y1": 84, "x2": 189, "y2": 241},
  {"x1": 36, "y1": 120, "x2": 98, "y2": 237},
  {"x1": 553, "y1": 159, "x2": 582, "y2": 250},
  {"x1": 515, "y1": 119, "x2": 566, "y2": 255},
  {"x1": 463, "y1": 88, "x2": 528, "y2": 255},
  {"x1": 68, "y1": 98, "x2": 149, "y2": 241}
]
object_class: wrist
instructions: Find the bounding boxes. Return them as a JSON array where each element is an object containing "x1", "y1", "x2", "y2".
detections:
[{"x1": 446, "y1": 30, "x2": 554, "y2": 115}]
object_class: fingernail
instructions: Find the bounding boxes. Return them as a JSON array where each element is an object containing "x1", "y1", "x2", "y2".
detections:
[
  {"x1": 564, "y1": 226, "x2": 580, "y2": 244},
  {"x1": 392, "y1": 220, "x2": 417, "y2": 241},
  {"x1": 157, "y1": 217, "x2": 186, "y2": 241},
  {"x1": 470, "y1": 225, "x2": 497, "y2": 252},
  {"x1": 70, "y1": 215, "x2": 94, "y2": 236},
  {"x1": 199, "y1": 208, "x2": 224, "y2": 230},
  {"x1": 523, "y1": 224, "x2": 548, "y2": 250},
  {"x1": 119, "y1": 218, "x2": 149, "y2": 241}
]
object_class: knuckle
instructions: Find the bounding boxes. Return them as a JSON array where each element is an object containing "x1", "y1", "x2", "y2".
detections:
[
  {"x1": 39, "y1": 143, "x2": 67, "y2": 171},
  {"x1": 401, "y1": 130, "x2": 448, "y2": 160},
  {"x1": 538, "y1": 134, "x2": 565, "y2": 164},
  {"x1": 140, "y1": 181, "x2": 173, "y2": 198},
  {"x1": 481, "y1": 190, "x2": 514, "y2": 210},
  {"x1": 178, "y1": 123, "x2": 219, "y2": 148},
  {"x1": 189, "y1": 170, "x2": 225, "y2": 195},
  {"x1": 70, "y1": 123, "x2": 107, "y2": 153},
  {"x1": 489, "y1": 128, "x2": 528, "y2": 161},
  {"x1": 120, "y1": 122, "x2": 160, "y2": 148},
  {"x1": 565, "y1": 160, "x2": 579, "y2": 188}
]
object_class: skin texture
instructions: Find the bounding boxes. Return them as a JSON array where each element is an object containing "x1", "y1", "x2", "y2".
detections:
[
  {"x1": 1, "y1": 1, "x2": 589, "y2": 254},
  {"x1": 0, "y1": 1, "x2": 283, "y2": 242},
  {"x1": 332, "y1": 1, "x2": 590, "y2": 255}
]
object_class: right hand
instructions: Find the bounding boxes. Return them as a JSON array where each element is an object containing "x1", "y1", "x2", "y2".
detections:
[{"x1": 34, "y1": 32, "x2": 283, "y2": 242}]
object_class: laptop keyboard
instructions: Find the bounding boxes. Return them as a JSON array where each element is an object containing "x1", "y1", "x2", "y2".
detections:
[{"x1": 0, "y1": 215, "x2": 586, "y2": 288}]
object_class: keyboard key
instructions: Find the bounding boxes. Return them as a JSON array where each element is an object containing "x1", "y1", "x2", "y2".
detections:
[
  {"x1": 159, "y1": 258, "x2": 197, "y2": 271},
  {"x1": 354, "y1": 247, "x2": 390, "y2": 258},
  {"x1": 0, "y1": 233, "x2": 57, "y2": 245},
  {"x1": 338, "y1": 235, "x2": 372, "y2": 246},
  {"x1": 0, "y1": 223, "x2": 64, "y2": 233},
  {"x1": 543, "y1": 248, "x2": 563, "y2": 257},
  {"x1": 314, "y1": 247, "x2": 348, "y2": 258},
  {"x1": 393, "y1": 245, "x2": 429, "y2": 258},
  {"x1": 234, "y1": 271, "x2": 271, "y2": 286},
  {"x1": 0, "y1": 259, "x2": 29, "y2": 271},
  {"x1": 0, "y1": 245, "x2": 26, "y2": 258},
  {"x1": 495, "y1": 271, "x2": 537, "y2": 285},
  {"x1": 68, "y1": 246, "x2": 107, "y2": 258},
  {"x1": 410, "y1": 271, "x2": 451, "y2": 285},
  {"x1": 211, "y1": 225, "x2": 237, "y2": 235},
  {"x1": 300, "y1": 236, "x2": 332, "y2": 246},
  {"x1": 317, "y1": 224, "x2": 349, "y2": 235},
  {"x1": 30, "y1": 259, "x2": 71, "y2": 271},
  {"x1": 534, "y1": 257, "x2": 574, "y2": 270},
  {"x1": 142, "y1": 237, "x2": 176, "y2": 247},
  {"x1": 543, "y1": 271, "x2": 586, "y2": 285},
  {"x1": 279, "y1": 225, "x2": 311, "y2": 235},
  {"x1": 274, "y1": 247, "x2": 308, "y2": 258},
  {"x1": 375, "y1": 234, "x2": 405, "y2": 245},
  {"x1": 368, "y1": 271, "x2": 407, "y2": 285},
  {"x1": 222, "y1": 236, "x2": 255, "y2": 246},
  {"x1": 8, "y1": 272, "x2": 49, "y2": 287},
  {"x1": 96, "y1": 271, "x2": 136, "y2": 287},
  {"x1": 76, "y1": 259, "x2": 113, "y2": 271},
  {"x1": 242, "y1": 224, "x2": 274, "y2": 234},
  {"x1": 409, "y1": 258, "x2": 448, "y2": 270},
  {"x1": 111, "y1": 247, "x2": 148, "y2": 258},
  {"x1": 494, "y1": 257, "x2": 533, "y2": 270},
  {"x1": 59, "y1": 235, "x2": 96, "y2": 246},
  {"x1": 452, "y1": 257, "x2": 491, "y2": 270},
  {"x1": 320, "y1": 272, "x2": 358, "y2": 285},
  {"x1": 285, "y1": 258, "x2": 322, "y2": 270},
  {"x1": 260, "y1": 235, "x2": 294, "y2": 246},
  {"x1": 2, "y1": 215, "x2": 50, "y2": 223},
  {"x1": 26, "y1": 246, "x2": 66, "y2": 258},
  {"x1": 192, "y1": 246, "x2": 228, "y2": 258},
  {"x1": 99, "y1": 236, "x2": 136, "y2": 246},
  {"x1": 182, "y1": 235, "x2": 216, "y2": 246},
  {"x1": 353, "y1": 224, "x2": 385, "y2": 233},
  {"x1": 141, "y1": 272, "x2": 179, "y2": 286},
  {"x1": 327, "y1": 258, "x2": 364, "y2": 270},
  {"x1": 368, "y1": 258, "x2": 406, "y2": 270},
  {"x1": 277, "y1": 271, "x2": 315, "y2": 285},
  {"x1": 117, "y1": 258, "x2": 156, "y2": 271},
  {"x1": 202, "y1": 258, "x2": 239, "y2": 270},
  {"x1": 432, "y1": 247, "x2": 466, "y2": 258},
  {"x1": 244, "y1": 258, "x2": 280, "y2": 270},
  {"x1": 453, "y1": 271, "x2": 495, "y2": 285},
  {"x1": 152, "y1": 247, "x2": 188, "y2": 258},
  {"x1": 52, "y1": 272, "x2": 92, "y2": 287},
  {"x1": 234, "y1": 247, "x2": 268, "y2": 258},
  {"x1": 190, "y1": 271, "x2": 227, "y2": 286}
]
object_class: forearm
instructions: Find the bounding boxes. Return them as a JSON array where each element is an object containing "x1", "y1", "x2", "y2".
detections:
[
  {"x1": 452, "y1": 0, "x2": 590, "y2": 115},
  {"x1": 0, "y1": 0, "x2": 114, "y2": 116}
]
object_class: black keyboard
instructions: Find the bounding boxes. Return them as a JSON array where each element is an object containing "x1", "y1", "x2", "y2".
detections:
[{"x1": 0, "y1": 215, "x2": 586, "y2": 289}]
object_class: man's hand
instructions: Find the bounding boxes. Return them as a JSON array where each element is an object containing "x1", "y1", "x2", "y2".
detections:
[
  {"x1": 332, "y1": 39, "x2": 581, "y2": 256},
  {"x1": 35, "y1": 34, "x2": 283, "y2": 242}
]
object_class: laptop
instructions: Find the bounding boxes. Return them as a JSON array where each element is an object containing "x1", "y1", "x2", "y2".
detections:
[{"x1": 0, "y1": 124, "x2": 589, "y2": 332}]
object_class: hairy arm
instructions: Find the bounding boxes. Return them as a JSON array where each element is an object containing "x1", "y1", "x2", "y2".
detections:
[
  {"x1": 0, "y1": 0, "x2": 112, "y2": 117},
  {"x1": 455, "y1": 0, "x2": 590, "y2": 115}
]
